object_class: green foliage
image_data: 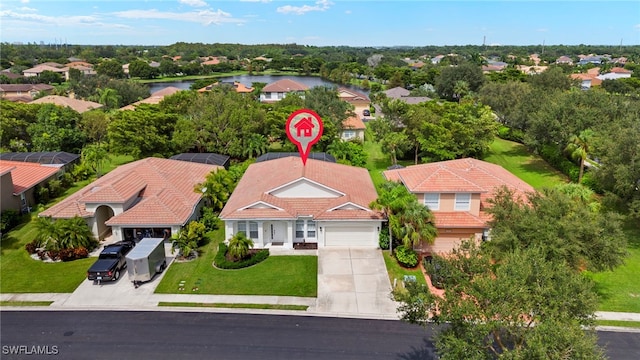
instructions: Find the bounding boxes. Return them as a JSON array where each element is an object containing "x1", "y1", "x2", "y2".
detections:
[
  {"x1": 486, "y1": 186, "x2": 627, "y2": 272},
  {"x1": 96, "y1": 59, "x2": 125, "y2": 79},
  {"x1": 326, "y1": 139, "x2": 367, "y2": 167},
  {"x1": 27, "y1": 104, "x2": 86, "y2": 153},
  {"x1": 396, "y1": 240, "x2": 605, "y2": 360},
  {"x1": 0, "y1": 210, "x2": 21, "y2": 233},
  {"x1": 378, "y1": 226, "x2": 390, "y2": 249},
  {"x1": 214, "y1": 242, "x2": 269, "y2": 269},
  {"x1": 394, "y1": 245, "x2": 418, "y2": 268},
  {"x1": 35, "y1": 216, "x2": 97, "y2": 252},
  {"x1": 227, "y1": 232, "x2": 254, "y2": 260},
  {"x1": 435, "y1": 62, "x2": 485, "y2": 101},
  {"x1": 496, "y1": 125, "x2": 525, "y2": 143}
]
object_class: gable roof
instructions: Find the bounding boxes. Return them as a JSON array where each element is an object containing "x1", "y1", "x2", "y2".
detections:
[
  {"x1": 30, "y1": 95, "x2": 103, "y2": 113},
  {"x1": 0, "y1": 160, "x2": 60, "y2": 195},
  {"x1": 384, "y1": 87, "x2": 410, "y2": 99},
  {"x1": 220, "y1": 157, "x2": 382, "y2": 221},
  {"x1": 256, "y1": 152, "x2": 336, "y2": 163},
  {"x1": 384, "y1": 157, "x2": 533, "y2": 204},
  {"x1": 40, "y1": 158, "x2": 220, "y2": 226},
  {"x1": 338, "y1": 88, "x2": 370, "y2": 103},
  {"x1": 342, "y1": 114, "x2": 366, "y2": 130},
  {"x1": 0, "y1": 84, "x2": 55, "y2": 93},
  {"x1": 262, "y1": 79, "x2": 308, "y2": 93}
]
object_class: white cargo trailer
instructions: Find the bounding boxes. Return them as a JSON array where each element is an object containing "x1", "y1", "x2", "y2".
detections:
[{"x1": 125, "y1": 238, "x2": 167, "y2": 288}]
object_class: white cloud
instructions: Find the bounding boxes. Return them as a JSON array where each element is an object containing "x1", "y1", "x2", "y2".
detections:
[
  {"x1": 345, "y1": 10, "x2": 351, "y2": 15},
  {"x1": 114, "y1": 8, "x2": 244, "y2": 26},
  {"x1": 20, "y1": 0, "x2": 29, "y2": 3},
  {"x1": 277, "y1": 0, "x2": 332, "y2": 15},
  {"x1": 179, "y1": 0, "x2": 208, "y2": 7},
  {"x1": 17, "y1": 7, "x2": 37, "y2": 12},
  {"x1": 0, "y1": 9, "x2": 130, "y2": 30},
  {"x1": 240, "y1": 0, "x2": 272, "y2": 3}
]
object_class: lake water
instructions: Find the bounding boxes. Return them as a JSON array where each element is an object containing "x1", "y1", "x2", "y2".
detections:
[{"x1": 147, "y1": 75, "x2": 368, "y2": 95}]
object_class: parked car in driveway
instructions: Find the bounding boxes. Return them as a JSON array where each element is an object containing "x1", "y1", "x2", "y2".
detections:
[
  {"x1": 363, "y1": 109, "x2": 371, "y2": 116},
  {"x1": 87, "y1": 241, "x2": 135, "y2": 283}
]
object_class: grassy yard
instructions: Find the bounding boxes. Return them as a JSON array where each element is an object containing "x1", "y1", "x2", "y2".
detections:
[
  {"x1": 364, "y1": 127, "x2": 390, "y2": 191},
  {"x1": 483, "y1": 138, "x2": 567, "y2": 189},
  {"x1": 0, "y1": 154, "x2": 134, "y2": 294},
  {"x1": 382, "y1": 251, "x2": 426, "y2": 290},
  {"x1": 586, "y1": 222, "x2": 640, "y2": 313},
  {"x1": 155, "y1": 225, "x2": 317, "y2": 297},
  {"x1": 158, "y1": 302, "x2": 308, "y2": 311}
]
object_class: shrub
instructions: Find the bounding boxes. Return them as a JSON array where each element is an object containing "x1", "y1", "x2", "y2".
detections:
[
  {"x1": 199, "y1": 207, "x2": 219, "y2": 231},
  {"x1": 1, "y1": 209, "x2": 21, "y2": 233},
  {"x1": 214, "y1": 242, "x2": 269, "y2": 269},
  {"x1": 497, "y1": 125, "x2": 525, "y2": 143},
  {"x1": 59, "y1": 246, "x2": 89, "y2": 261},
  {"x1": 47, "y1": 179, "x2": 63, "y2": 198},
  {"x1": 580, "y1": 171, "x2": 602, "y2": 194},
  {"x1": 24, "y1": 240, "x2": 39, "y2": 254},
  {"x1": 46, "y1": 249, "x2": 60, "y2": 261},
  {"x1": 395, "y1": 245, "x2": 418, "y2": 268},
  {"x1": 378, "y1": 228, "x2": 390, "y2": 250},
  {"x1": 35, "y1": 185, "x2": 50, "y2": 204}
]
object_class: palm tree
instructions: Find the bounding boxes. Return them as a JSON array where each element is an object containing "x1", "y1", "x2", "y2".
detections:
[
  {"x1": 392, "y1": 201, "x2": 437, "y2": 250},
  {"x1": 35, "y1": 216, "x2": 60, "y2": 249},
  {"x1": 171, "y1": 227, "x2": 199, "y2": 259},
  {"x1": 81, "y1": 143, "x2": 108, "y2": 178},
  {"x1": 243, "y1": 134, "x2": 268, "y2": 159},
  {"x1": 380, "y1": 131, "x2": 409, "y2": 166},
  {"x1": 369, "y1": 181, "x2": 416, "y2": 252},
  {"x1": 195, "y1": 169, "x2": 234, "y2": 212},
  {"x1": 97, "y1": 88, "x2": 121, "y2": 109},
  {"x1": 56, "y1": 216, "x2": 96, "y2": 250},
  {"x1": 565, "y1": 129, "x2": 594, "y2": 183},
  {"x1": 453, "y1": 80, "x2": 470, "y2": 102},
  {"x1": 227, "y1": 232, "x2": 253, "y2": 260}
]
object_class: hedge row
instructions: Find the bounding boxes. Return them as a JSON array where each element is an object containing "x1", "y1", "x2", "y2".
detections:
[{"x1": 214, "y1": 243, "x2": 269, "y2": 269}]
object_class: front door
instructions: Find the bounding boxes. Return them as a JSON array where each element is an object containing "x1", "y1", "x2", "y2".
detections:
[{"x1": 268, "y1": 222, "x2": 286, "y2": 244}]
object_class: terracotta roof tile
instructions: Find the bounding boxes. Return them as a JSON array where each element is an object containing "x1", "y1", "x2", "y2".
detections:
[
  {"x1": 220, "y1": 157, "x2": 382, "y2": 221},
  {"x1": 40, "y1": 158, "x2": 220, "y2": 225},
  {"x1": 30, "y1": 95, "x2": 103, "y2": 113},
  {"x1": 433, "y1": 212, "x2": 486, "y2": 228},
  {"x1": 0, "y1": 160, "x2": 60, "y2": 194},
  {"x1": 342, "y1": 114, "x2": 366, "y2": 130},
  {"x1": 262, "y1": 79, "x2": 308, "y2": 92}
]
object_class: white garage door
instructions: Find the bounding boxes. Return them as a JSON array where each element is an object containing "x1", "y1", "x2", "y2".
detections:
[{"x1": 324, "y1": 224, "x2": 376, "y2": 247}]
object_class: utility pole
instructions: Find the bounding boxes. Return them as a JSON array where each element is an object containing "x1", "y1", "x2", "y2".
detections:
[{"x1": 541, "y1": 39, "x2": 545, "y2": 55}]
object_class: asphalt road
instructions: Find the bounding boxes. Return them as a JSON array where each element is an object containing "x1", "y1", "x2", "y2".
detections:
[{"x1": 0, "y1": 311, "x2": 638, "y2": 360}]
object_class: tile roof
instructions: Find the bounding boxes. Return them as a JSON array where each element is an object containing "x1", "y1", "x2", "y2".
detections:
[
  {"x1": 30, "y1": 95, "x2": 103, "y2": 113},
  {"x1": 262, "y1": 79, "x2": 308, "y2": 93},
  {"x1": 384, "y1": 87, "x2": 410, "y2": 99},
  {"x1": 384, "y1": 158, "x2": 535, "y2": 228},
  {"x1": 119, "y1": 87, "x2": 183, "y2": 110},
  {"x1": 220, "y1": 157, "x2": 382, "y2": 221},
  {"x1": 0, "y1": 84, "x2": 55, "y2": 93},
  {"x1": 0, "y1": 160, "x2": 60, "y2": 195},
  {"x1": 338, "y1": 88, "x2": 370, "y2": 103},
  {"x1": 342, "y1": 114, "x2": 366, "y2": 130},
  {"x1": 610, "y1": 67, "x2": 632, "y2": 74},
  {"x1": 433, "y1": 212, "x2": 486, "y2": 228},
  {"x1": 40, "y1": 158, "x2": 220, "y2": 226}
]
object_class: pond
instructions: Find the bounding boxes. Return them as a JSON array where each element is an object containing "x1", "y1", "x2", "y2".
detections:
[{"x1": 147, "y1": 75, "x2": 369, "y2": 95}]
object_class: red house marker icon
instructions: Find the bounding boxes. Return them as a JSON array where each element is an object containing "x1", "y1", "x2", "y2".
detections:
[
  {"x1": 294, "y1": 117, "x2": 314, "y2": 137},
  {"x1": 286, "y1": 109, "x2": 323, "y2": 165}
]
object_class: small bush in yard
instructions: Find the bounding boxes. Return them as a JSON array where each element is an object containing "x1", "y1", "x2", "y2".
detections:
[
  {"x1": 395, "y1": 245, "x2": 419, "y2": 268},
  {"x1": 25, "y1": 241, "x2": 39, "y2": 254},
  {"x1": 214, "y1": 243, "x2": 269, "y2": 269},
  {"x1": 378, "y1": 228, "x2": 390, "y2": 249}
]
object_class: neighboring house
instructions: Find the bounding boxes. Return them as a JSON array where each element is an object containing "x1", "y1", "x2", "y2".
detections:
[
  {"x1": 30, "y1": 95, "x2": 103, "y2": 113},
  {"x1": 482, "y1": 60, "x2": 508, "y2": 73},
  {"x1": 384, "y1": 87, "x2": 411, "y2": 99},
  {"x1": 0, "y1": 151, "x2": 80, "y2": 173},
  {"x1": 169, "y1": 153, "x2": 231, "y2": 169},
  {"x1": 0, "y1": 84, "x2": 55, "y2": 101},
  {"x1": 555, "y1": 56, "x2": 574, "y2": 65},
  {"x1": 431, "y1": 55, "x2": 445, "y2": 64},
  {"x1": 517, "y1": 65, "x2": 547, "y2": 75},
  {"x1": 259, "y1": 79, "x2": 308, "y2": 103},
  {"x1": 65, "y1": 61, "x2": 94, "y2": 68},
  {"x1": 119, "y1": 87, "x2": 182, "y2": 110},
  {"x1": 375, "y1": 87, "x2": 430, "y2": 117},
  {"x1": 0, "y1": 160, "x2": 61, "y2": 214},
  {"x1": 383, "y1": 158, "x2": 534, "y2": 254},
  {"x1": 570, "y1": 73, "x2": 602, "y2": 89},
  {"x1": 337, "y1": 88, "x2": 371, "y2": 116},
  {"x1": 198, "y1": 81, "x2": 253, "y2": 93},
  {"x1": 22, "y1": 65, "x2": 67, "y2": 79},
  {"x1": 596, "y1": 67, "x2": 632, "y2": 81},
  {"x1": 578, "y1": 54, "x2": 611, "y2": 66},
  {"x1": 341, "y1": 115, "x2": 366, "y2": 141},
  {"x1": 40, "y1": 158, "x2": 220, "y2": 241},
  {"x1": 219, "y1": 157, "x2": 384, "y2": 249}
]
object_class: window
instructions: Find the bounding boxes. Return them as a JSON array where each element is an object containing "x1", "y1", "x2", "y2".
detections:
[
  {"x1": 307, "y1": 221, "x2": 316, "y2": 238},
  {"x1": 265, "y1": 93, "x2": 272, "y2": 99},
  {"x1": 295, "y1": 220, "x2": 305, "y2": 238},
  {"x1": 249, "y1": 221, "x2": 258, "y2": 239},
  {"x1": 237, "y1": 222, "x2": 246, "y2": 236},
  {"x1": 424, "y1": 193, "x2": 440, "y2": 210},
  {"x1": 455, "y1": 193, "x2": 471, "y2": 211},
  {"x1": 343, "y1": 130, "x2": 356, "y2": 140}
]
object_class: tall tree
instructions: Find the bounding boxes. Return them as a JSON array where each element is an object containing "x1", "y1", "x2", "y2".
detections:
[
  {"x1": 97, "y1": 87, "x2": 121, "y2": 109},
  {"x1": 435, "y1": 62, "x2": 485, "y2": 101},
  {"x1": 396, "y1": 240, "x2": 605, "y2": 360},
  {"x1": 565, "y1": 129, "x2": 595, "y2": 183},
  {"x1": 486, "y1": 186, "x2": 627, "y2": 271},
  {"x1": 81, "y1": 143, "x2": 108, "y2": 178},
  {"x1": 392, "y1": 200, "x2": 437, "y2": 250},
  {"x1": 369, "y1": 181, "x2": 417, "y2": 252},
  {"x1": 380, "y1": 130, "x2": 410, "y2": 166}
]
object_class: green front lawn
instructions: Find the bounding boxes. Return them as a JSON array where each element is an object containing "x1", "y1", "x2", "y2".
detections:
[
  {"x1": 587, "y1": 223, "x2": 640, "y2": 313},
  {"x1": 382, "y1": 251, "x2": 426, "y2": 290},
  {"x1": 155, "y1": 226, "x2": 317, "y2": 297},
  {"x1": 483, "y1": 138, "x2": 567, "y2": 189},
  {"x1": 158, "y1": 302, "x2": 309, "y2": 311}
]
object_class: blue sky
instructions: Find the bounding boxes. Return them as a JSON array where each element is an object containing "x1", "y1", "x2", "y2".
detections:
[{"x1": 1, "y1": 0, "x2": 639, "y2": 46}]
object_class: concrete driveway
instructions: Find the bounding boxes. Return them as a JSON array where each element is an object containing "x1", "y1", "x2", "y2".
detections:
[{"x1": 316, "y1": 248, "x2": 399, "y2": 319}]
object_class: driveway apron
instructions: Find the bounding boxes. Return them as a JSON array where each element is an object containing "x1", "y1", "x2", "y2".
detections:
[{"x1": 316, "y1": 248, "x2": 399, "y2": 318}]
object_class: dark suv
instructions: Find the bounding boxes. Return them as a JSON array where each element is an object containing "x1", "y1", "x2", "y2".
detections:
[{"x1": 363, "y1": 109, "x2": 371, "y2": 116}]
